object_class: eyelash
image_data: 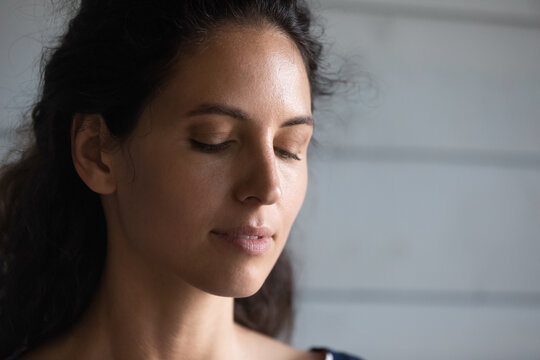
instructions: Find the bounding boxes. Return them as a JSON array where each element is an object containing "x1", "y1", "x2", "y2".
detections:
[{"x1": 189, "y1": 140, "x2": 301, "y2": 161}]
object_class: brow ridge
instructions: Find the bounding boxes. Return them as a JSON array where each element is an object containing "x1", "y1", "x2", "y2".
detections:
[{"x1": 186, "y1": 103, "x2": 313, "y2": 127}]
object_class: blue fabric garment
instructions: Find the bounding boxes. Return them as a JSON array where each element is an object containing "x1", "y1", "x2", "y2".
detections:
[{"x1": 311, "y1": 347, "x2": 365, "y2": 360}]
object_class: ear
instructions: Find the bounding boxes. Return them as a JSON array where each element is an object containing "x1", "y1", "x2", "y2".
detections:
[{"x1": 71, "y1": 113, "x2": 117, "y2": 195}]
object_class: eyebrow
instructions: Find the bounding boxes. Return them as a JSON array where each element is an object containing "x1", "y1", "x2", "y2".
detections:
[{"x1": 185, "y1": 103, "x2": 313, "y2": 128}]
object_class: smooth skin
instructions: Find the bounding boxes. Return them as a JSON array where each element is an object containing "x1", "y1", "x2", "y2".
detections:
[{"x1": 24, "y1": 25, "x2": 322, "y2": 360}]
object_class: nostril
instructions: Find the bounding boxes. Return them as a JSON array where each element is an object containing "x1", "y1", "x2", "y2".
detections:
[{"x1": 240, "y1": 186, "x2": 281, "y2": 205}]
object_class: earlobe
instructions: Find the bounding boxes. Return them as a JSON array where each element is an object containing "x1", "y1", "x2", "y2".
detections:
[{"x1": 71, "y1": 113, "x2": 117, "y2": 195}]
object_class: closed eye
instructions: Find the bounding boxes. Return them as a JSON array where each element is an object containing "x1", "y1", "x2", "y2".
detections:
[
  {"x1": 190, "y1": 139, "x2": 301, "y2": 161},
  {"x1": 275, "y1": 147, "x2": 301, "y2": 161},
  {"x1": 190, "y1": 139, "x2": 232, "y2": 153}
]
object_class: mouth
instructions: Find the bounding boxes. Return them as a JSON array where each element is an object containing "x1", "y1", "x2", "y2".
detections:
[
  {"x1": 235, "y1": 235, "x2": 264, "y2": 240},
  {"x1": 210, "y1": 226, "x2": 274, "y2": 255}
]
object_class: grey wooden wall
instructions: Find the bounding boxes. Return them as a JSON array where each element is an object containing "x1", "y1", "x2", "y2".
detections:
[
  {"x1": 1, "y1": 1, "x2": 540, "y2": 359},
  {"x1": 290, "y1": 1, "x2": 540, "y2": 359}
]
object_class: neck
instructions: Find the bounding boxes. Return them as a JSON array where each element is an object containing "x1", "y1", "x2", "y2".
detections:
[{"x1": 65, "y1": 234, "x2": 244, "y2": 360}]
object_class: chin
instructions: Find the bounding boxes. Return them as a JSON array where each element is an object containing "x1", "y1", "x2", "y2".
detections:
[{"x1": 195, "y1": 264, "x2": 270, "y2": 298}]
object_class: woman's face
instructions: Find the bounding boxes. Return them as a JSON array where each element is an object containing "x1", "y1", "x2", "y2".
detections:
[{"x1": 106, "y1": 25, "x2": 312, "y2": 297}]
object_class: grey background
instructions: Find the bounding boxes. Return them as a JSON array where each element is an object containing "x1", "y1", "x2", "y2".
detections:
[{"x1": 1, "y1": 1, "x2": 540, "y2": 359}]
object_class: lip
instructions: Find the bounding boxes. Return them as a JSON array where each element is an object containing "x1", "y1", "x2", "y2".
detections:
[{"x1": 211, "y1": 226, "x2": 274, "y2": 255}]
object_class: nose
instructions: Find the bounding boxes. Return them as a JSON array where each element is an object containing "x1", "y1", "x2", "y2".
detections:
[{"x1": 234, "y1": 144, "x2": 282, "y2": 206}]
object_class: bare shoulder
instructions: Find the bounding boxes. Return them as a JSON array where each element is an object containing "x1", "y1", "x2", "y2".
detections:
[
  {"x1": 235, "y1": 324, "x2": 324, "y2": 360},
  {"x1": 19, "y1": 331, "x2": 84, "y2": 360}
]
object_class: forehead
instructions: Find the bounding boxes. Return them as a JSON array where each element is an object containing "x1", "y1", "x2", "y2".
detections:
[{"x1": 145, "y1": 24, "x2": 311, "y2": 126}]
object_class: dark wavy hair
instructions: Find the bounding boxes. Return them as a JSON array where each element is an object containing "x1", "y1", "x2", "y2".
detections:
[{"x1": 0, "y1": 0, "x2": 336, "y2": 357}]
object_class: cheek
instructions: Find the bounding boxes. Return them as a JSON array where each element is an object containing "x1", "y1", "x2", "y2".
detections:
[
  {"x1": 114, "y1": 152, "x2": 226, "y2": 253},
  {"x1": 280, "y1": 163, "x2": 308, "y2": 224}
]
